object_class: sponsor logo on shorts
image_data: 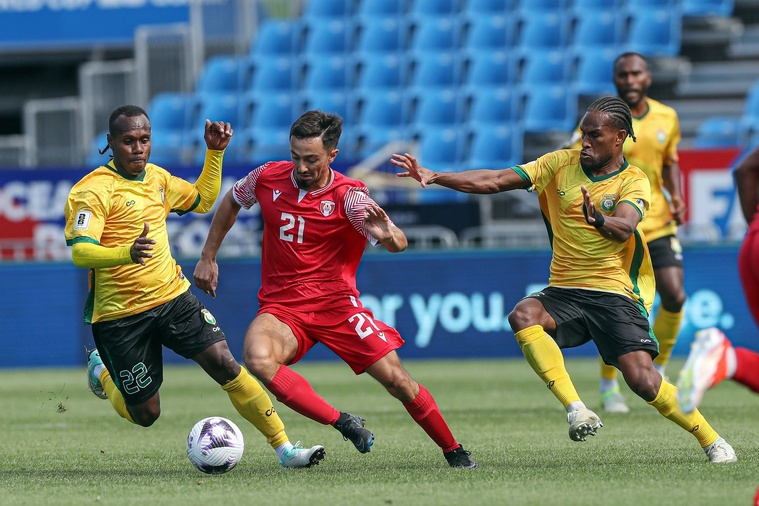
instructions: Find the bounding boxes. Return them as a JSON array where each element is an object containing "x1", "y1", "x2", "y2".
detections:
[{"x1": 201, "y1": 309, "x2": 217, "y2": 325}]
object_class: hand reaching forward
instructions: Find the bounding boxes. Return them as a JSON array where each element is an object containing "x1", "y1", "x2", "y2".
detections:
[
  {"x1": 204, "y1": 119, "x2": 233, "y2": 151},
  {"x1": 131, "y1": 222, "x2": 155, "y2": 265},
  {"x1": 391, "y1": 152, "x2": 434, "y2": 187}
]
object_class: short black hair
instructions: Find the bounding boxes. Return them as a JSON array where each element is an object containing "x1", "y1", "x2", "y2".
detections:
[
  {"x1": 614, "y1": 51, "x2": 649, "y2": 71},
  {"x1": 290, "y1": 110, "x2": 342, "y2": 151},
  {"x1": 587, "y1": 96, "x2": 636, "y2": 142},
  {"x1": 108, "y1": 105, "x2": 149, "y2": 137}
]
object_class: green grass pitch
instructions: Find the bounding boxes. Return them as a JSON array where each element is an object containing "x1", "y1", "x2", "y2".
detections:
[{"x1": 2, "y1": 358, "x2": 757, "y2": 505}]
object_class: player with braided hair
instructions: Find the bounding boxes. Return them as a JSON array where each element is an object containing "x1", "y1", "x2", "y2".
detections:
[
  {"x1": 568, "y1": 53, "x2": 686, "y2": 415},
  {"x1": 392, "y1": 97, "x2": 736, "y2": 463}
]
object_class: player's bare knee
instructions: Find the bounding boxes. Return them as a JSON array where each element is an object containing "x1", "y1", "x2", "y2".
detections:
[
  {"x1": 625, "y1": 373, "x2": 660, "y2": 402},
  {"x1": 131, "y1": 407, "x2": 160, "y2": 427}
]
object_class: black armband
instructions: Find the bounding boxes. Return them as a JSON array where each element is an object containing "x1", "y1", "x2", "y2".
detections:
[{"x1": 582, "y1": 203, "x2": 605, "y2": 228}]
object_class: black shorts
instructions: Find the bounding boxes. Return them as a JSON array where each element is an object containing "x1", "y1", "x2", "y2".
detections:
[
  {"x1": 92, "y1": 289, "x2": 226, "y2": 406},
  {"x1": 526, "y1": 287, "x2": 659, "y2": 368},
  {"x1": 647, "y1": 235, "x2": 683, "y2": 269}
]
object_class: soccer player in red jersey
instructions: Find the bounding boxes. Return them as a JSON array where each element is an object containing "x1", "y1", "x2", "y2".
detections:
[
  {"x1": 677, "y1": 146, "x2": 759, "y2": 413},
  {"x1": 193, "y1": 110, "x2": 476, "y2": 468}
]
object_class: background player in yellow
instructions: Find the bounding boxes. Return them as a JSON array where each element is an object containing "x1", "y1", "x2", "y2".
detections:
[
  {"x1": 64, "y1": 105, "x2": 325, "y2": 469},
  {"x1": 567, "y1": 52, "x2": 687, "y2": 414},
  {"x1": 392, "y1": 96, "x2": 735, "y2": 463}
]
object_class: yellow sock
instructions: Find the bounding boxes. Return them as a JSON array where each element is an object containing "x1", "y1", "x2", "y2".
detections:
[
  {"x1": 652, "y1": 307, "x2": 684, "y2": 368},
  {"x1": 514, "y1": 325, "x2": 581, "y2": 409},
  {"x1": 100, "y1": 369, "x2": 135, "y2": 424},
  {"x1": 647, "y1": 380, "x2": 719, "y2": 447},
  {"x1": 222, "y1": 368, "x2": 289, "y2": 448},
  {"x1": 600, "y1": 358, "x2": 618, "y2": 381}
]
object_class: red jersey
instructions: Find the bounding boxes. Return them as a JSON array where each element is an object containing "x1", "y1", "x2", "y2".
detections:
[{"x1": 232, "y1": 161, "x2": 379, "y2": 311}]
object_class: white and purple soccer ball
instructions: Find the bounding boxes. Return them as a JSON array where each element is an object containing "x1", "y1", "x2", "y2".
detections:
[{"x1": 186, "y1": 416, "x2": 245, "y2": 474}]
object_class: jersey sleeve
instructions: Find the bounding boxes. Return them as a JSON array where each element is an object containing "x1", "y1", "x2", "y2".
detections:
[
  {"x1": 64, "y1": 185, "x2": 108, "y2": 246},
  {"x1": 620, "y1": 170, "x2": 652, "y2": 221},
  {"x1": 515, "y1": 151, "x2": 564, "y2": 193},
  {"x1": 344, "y1": 186, "x2": 380, "y2": 245},
  {"x1": 232, "y1": 163, "x2": 268, "y2": 209},
  {"x1": 167, "y1": 173, "x2": 201, "y2": 214}
]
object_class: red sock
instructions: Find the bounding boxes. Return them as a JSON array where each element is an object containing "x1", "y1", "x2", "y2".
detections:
[
  {"x1": 733, "y1": 347, "x2": 759, "y2": 393},
  {"x1": 402, "y1": 384, "x2": 458, "y2": 453},
  {"x1": 267, "y1": 365, "x2": 340, "y2": 425}
]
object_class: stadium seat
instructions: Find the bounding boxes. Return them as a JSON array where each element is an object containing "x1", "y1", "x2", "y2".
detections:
[
  {"x1": 247, "y1": 56, "x2": 297, "y2": 93},
  {"x1": 357, "y1": 0, "x2": 407, "y2": 16},
  {"x1": 299, "y1": 89, "x2": 354, "y2": 123},
  {"x1": 408, "y1": 51, "x2": 461, "y2": 90},
  {"x1": 249, "y1": 19, "x2": 300, "y2": 56},
  {"x1": 520, "y1": 85, "x2": 578, "y2": 133},
  {"x1": 355, "y1": 16, "x2": 407, "y2": 55},
  {"x1": 195, "y1": 56, "x2": 246, "y2": 93},
  {"x1": 408, "y1": 16, "x2": 461, "y2": 53},
  {"x1": 573, "y1": 0, "x2": 623, "y2": 6},
  {"x1": 517, "y1": 49, "x2": 569, "y2": 84},
  {"x1": 515, "y1": 10, "x2": 566, "y2": 49},
  {"x1": 408, "y1": 88, "x2": 462, "y2": 135},
  {"x1": 302, "y1": 0, "x2": 353, "y2": 19},
  {"x1": 409, "y1": 0, "x2": 458, "y2": 16},
  {"x1": 302, "y1": 19, "x2": 353, "y2": 57},
  {"x1": 466, "y1": 0, "x2": 514, "y2": 14},
  {"x1": 693, "y1": 116, "x2": 740, "y2": 148},
  {"x1": 462, "y1": 13, "x2": 513, "y2": 51},
  {"x1": 683, "y1": 0, "x2": 733, "y2": 17},
  {"x1": 463, "y1": 50, "x2": 515, "y2": 88},
  {"x1": 417, "y1": 127, "x2": 464, "y2": 170},
  {"x1": 517, "y1": 0, "x2": 567, "y2": 11},
  {"x1": 465, "y1": 124, "x2": 524, "y2": 170},
  {"x1": 301, "y1": 54, "x2": 350, "y2": 91},
  {"x1": 244, "y1": 93, "x2": 296, "y2": 162},
  {"x1": 624, "y1": 8, "x2": 682, "y2": 57},
  {"x1": 568, "y1": 9, "x2": 622, "y2": 50},
  {"x1": 569, "y1": 48, "x2": 618, "y2": 98},
  {"x1": 147, "y1": 92, "x2": 196, "y2": 132},
  {"x1": 464, "y1": 86, "x2": 518, "y2": 125},
  {"x1": 149, "y1": 129, "x2": 192, "y2": 167},
  {"x1": 195, "y1": 93, "x2": 243, "y2": 125},
  {"x1": 354, "y1": 90, "x2": 409, "y2": 156},
  {"x1": 354, "y1": 53, "x2": 406, "y2": 91}
]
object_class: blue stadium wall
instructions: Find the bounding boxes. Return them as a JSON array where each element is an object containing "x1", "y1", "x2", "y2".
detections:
[{"x1": 2, "y1": 246, "x2": 753, "y2": 369}]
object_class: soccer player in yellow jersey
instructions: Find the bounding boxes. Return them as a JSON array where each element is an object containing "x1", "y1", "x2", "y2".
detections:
[
  {"x1": 567, "y1": 53, "x2": 687, "y2": 414},
  {"x1": 392, "y1": 96, "x2": 736, "y2": 463},
  {"x1": 64, "y1": 105, "x2": 325, "y2": 468}
]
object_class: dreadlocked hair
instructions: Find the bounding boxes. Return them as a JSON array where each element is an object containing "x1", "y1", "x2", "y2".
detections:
[{"x1": 587, "y1": 96, "x2": 636, "y2": 142}]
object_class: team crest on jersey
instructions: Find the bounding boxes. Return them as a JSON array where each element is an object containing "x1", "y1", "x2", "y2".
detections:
[
  {"x1": 159, "y1": 187, "x2": 165, "y2": 204},
  {"x1": 600, "y1": 194, "x2": 618, "y2": 212},
  {"x1": 201, "y1": 309, "x2": 217, "y2": 325},
  {"x1": 320, "y1": 200, "x2": 336, "y2": 216}
]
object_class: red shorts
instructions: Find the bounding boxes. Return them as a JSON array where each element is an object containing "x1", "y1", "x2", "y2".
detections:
[
  {"x1": 739, "y1": 227, "x2": 759, "y2": 327},
  {"x1": 259, "y1": 299, "x2": 405, "y2": 374}
]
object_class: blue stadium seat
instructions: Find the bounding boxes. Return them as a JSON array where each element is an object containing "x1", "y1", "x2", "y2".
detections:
[
  {"x1": 299, "y1": 89, "x2": 354, "y2": 123},
  {"x1": 465, "y1": 124, "x2": 523, "y2": 170},
  {"x1": 354, "y1": 90, "x2": 409, "y2": 156},
  {"x1": 149, "y1": 129, "x2": 191, "y2": 167},
  {"x1": 624, "y1": 8, "x2": 682, "y2": 57},
  {"x1": 354, "y1": 53, "x2": 406, "y2": 91},
  {"x1": 683, "y1": 0, "x2": 733, "y2": 17},
  {"x1": 568, "y1": 9, "x2": 622, "y2": 50},
  {"x1": 302, "y1": 0, "x2": 353, "y2": 19},
  {"x1": 408, "y1": 51, "x2": 461, "y2": 90},
  {"x1": 147, "y1": 92, "x2": 196, "y2": 132},
  {"x1": 520, "y1": 85, "x2": 578, "y2": 133},
  {"x1": 409, "y1": 0, "x2": 458, "y2": 16},
  {"x1": 417, "y1": 127, "x2": 464, "y2": 169},
  {"x1": 247, "y1": 56, "x2": 297, "y2": 93},
  {"x1": 357, "y1": 0, "x2": 407, "y2": 16},
  {"x1": 517, "y1": 0, "x2": 567, "y2": 11},
  {"x1": 462, "y1": 13, "x2": 513, "y2": 51},
  {"x1": 515, "y1": 10, "x2": 566, "y2": 49},
  {"x1": 302, "y1": 19, "x2": 353, "y2": 57},
  {"x1": 301, "y1": 54, "x2": 350, "y2": 91},
  {"x1": 569, "y1": 48, "x2": 618, "y2": 98},
  {"x1": 463, "y1": 50, "x2": 515, "y2": 88},
  {"x1": 464, "y1": 86, "x2": 517, "y2": 125},
  {"x1": 466, "y1": 0, "x2": 514, "y2": 14},
  {"x1": 249, "y1": 19, "x2": 300, "y2": 56},
  {"x1": 187, "y1": 93, "x2": 244, "y2": 158},
  {"x1": 408, "y1": 88, "x2": 462, "y2": 135},
  {"x1": 355, "y1": 16, "x2": 407, "y2": 54},
  {"x1": 195, "y1": 56, "x2": 246, "y2": 93},
  {"x1": 693, "y1": 116, "x2": 740, "y2": 148},
  {"x1": 518, "y1": 49, "x2": 569, "y2": 84},
  {"x1": 245, "y1": 93, "x2": 296, "y2": 162},
  {"x1": 408, "y1": 16, "x2": 461, "y2": 53},
  {"x1": 573, "y1": 0, "x2": 623, "y2": 6}
]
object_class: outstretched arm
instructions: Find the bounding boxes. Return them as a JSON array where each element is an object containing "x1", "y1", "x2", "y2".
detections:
[
  {"x1": 391, "y1": 152, "x2": 529, "y2": 194},
  {"x1": 734, "y1": 147, "x2": 759, "y2": 224},
  {"x1": 364, "y1": 203, "x2": 407, "y2": 253},
  {"x1": 193, "y1": 120, "x2": 234, "y2": 213},
  {"x1": 72, "y1": 222, "x2": 155, "y2": 268},
  {"x1": 194, "y1": 189, "x2": 242, "y2": 298}
]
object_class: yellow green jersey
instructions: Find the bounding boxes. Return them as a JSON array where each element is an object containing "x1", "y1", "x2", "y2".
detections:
[
  {"x1": 569, "y1": 97, "x2": 681, "y2": 242},
  {"x1": 513, "y1": 149, "x2": 655, "y2": 313},
  {"x1": 64, "y1": 160, "x2": 202, "y2": 324}
]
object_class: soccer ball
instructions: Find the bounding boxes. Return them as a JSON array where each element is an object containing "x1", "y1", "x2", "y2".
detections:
[{"x1": 186, "y1": 416, "x2": 245, "y2": 474}]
